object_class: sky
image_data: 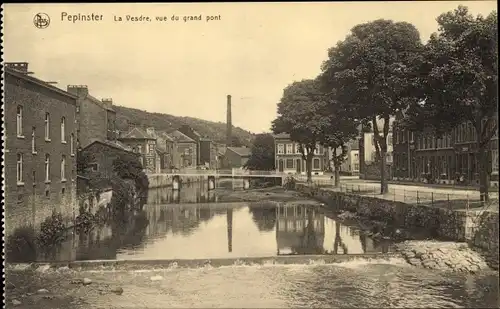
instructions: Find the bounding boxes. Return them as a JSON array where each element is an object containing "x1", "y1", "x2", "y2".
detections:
[{"x1": 3, "y1": 2, "x2": 497, "y2": 134}]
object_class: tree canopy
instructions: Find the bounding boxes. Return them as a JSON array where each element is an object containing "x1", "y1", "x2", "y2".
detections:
[
  {"x1": 271, "y1": 79, "x2": 330, "y2": 181},
  {"x1": 319, "y1": 19, "x2": 424, "y2": 193},
  {"x1": 244, "y1": 133, "x2": 275, "y2": 171},
  {"x1": 401, "y1": 6, "x2": 498, "y2": 200}
]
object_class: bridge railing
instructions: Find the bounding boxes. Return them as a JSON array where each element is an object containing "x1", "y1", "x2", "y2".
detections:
[{"x1": 156, "y1": 169, "x2": 285, "y2": 176}]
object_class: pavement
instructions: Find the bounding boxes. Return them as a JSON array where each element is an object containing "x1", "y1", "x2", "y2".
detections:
[{"x1": 297, "y1": 176, "x2": 499, "y2": 212}]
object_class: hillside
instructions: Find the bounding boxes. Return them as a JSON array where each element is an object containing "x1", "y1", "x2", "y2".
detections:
[{"x1": 114, "y1": 105, "x2": 255, "y2": 146}]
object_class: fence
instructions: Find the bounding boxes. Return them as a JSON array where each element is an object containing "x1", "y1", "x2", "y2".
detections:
[{"x1": 295, "y1": 178, "x2": 499, "y2": 212}]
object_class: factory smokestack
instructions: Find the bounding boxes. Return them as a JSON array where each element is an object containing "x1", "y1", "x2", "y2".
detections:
[{"x1": 226, "y1": 94, "x2": 232, "y2": 146}]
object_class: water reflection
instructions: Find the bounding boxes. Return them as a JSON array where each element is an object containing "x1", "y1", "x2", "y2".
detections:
[
  {"x1": 42, "y1": 198, "x2": 392, "y2": 262},
  {"x1": 147, "y1": 183, "x2": 218, "y2": 204}
]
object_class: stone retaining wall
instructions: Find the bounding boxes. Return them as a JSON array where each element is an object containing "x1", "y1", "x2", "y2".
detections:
[{"x1": 296, "y1": 184, "x2": 499, "y2": 261}]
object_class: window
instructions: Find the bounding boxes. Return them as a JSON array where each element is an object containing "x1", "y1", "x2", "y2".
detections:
[
  {"x1": 410, "y1": 132, "x2": 414, "y2": 142},
  {"x1": 31, "y1": 127, "x2": 37, "y2": 154},
  {"x1": 387, "y1": 134, "x2": 393, "y2": 145},
  {"x1": 45, "y1": 113, "x2": 50, "y2": 140},
  {"x1": 61, "y1": 155, "x2": 66, "y2": 181},
  {"x1": 437, "y1": 138, "x2": 442, "y2": 149},
  {"x1": 70, "y1": 134, "x2": 75, "y2": 155},
  {"x1": 17, "y1": 106, "x2": 23, "y2": 137},
  {"x1": 295, "y1": 143, "x2": 301, "y2": 154},
  {"x1": 17, "y1": 153, "x2": 23, "y2": 184},
  {"x1": 286, "y1": 159, "x2": 294, "y2": 169},
  {"x1": 277, "y1": 144, "x2": 284, "y2": 154},
  {"x1": 61, "y1": 117, "x2": 66, "y2": 142},
  {"x1": 314, "y1": 144, "x2": 320, "y2": 155},
  {"x1": 286, "y1": 144, "x2": 293, "y2": 154},
  {"x1": 313, "y1": 158, "x2": 320, "y2": 169},
  {"x1": 32, "y1": 171, "x2": 36, "y2": 186},
  {"x1": 149, "y1": 144, "x2": 155, "y2": 154},
  {"x1": 45, "y1": 154, "x2": 50, "y2": 182},
  {"x1": 354, "y1": 163, "x2": 360, "y2": 171},
  {"x1": 492, "y1": 149, "x2": 499, "y2": 174},
  {"x1": 138, "y1": 145, "x2": 143, "y2": 153},
  {"x1": 88, "y1": 163, "x2": 99, "y2": 171}
]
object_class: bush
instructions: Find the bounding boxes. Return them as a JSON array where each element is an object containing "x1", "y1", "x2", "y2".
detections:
[
  {"x1": 5, "y1": 226, "x2": 37, "y2": 263},
  {"x1": 75, "y1": 210, "x2": 96, "y2": 233},
  {"x1": 37, "y1": 212, "x2": 67, "y2": 248}
]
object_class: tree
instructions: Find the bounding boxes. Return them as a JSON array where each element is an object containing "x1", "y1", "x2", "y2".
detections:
[
  {"x1": 229, "y1": 135, "x2": 243, "y2": 147},
  {"x1": 403, "y1": 6, "x2": 498, "y2": 201},
  {"x1": 319, "y1": 19, "x2": 424, "y2": 193},
  {"x1": 318, "y1": 99, "x2": 360, "y2": 187},
  {"x1": 244, "y1": 133, "x2": 275, "y2": 171},
  {"x1": 271, "y1": 79, "x2": 330, "y2": 182}
]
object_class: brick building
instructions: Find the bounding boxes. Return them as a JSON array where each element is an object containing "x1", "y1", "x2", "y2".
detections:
[
  {"x1": 79, "y1": 139, "x2": 141, "y2": 182},
  {"x1": 168, "y1": 130, "x2": 197, "y2": 169},
  {"x1": 4, "y1": 63, "x2": 77, "y2": 236},
  {"x1": 178, "y1": 125, "x2": 213, "y2": 167},
  {"x1": 273, "y1": 133, "x2": 326, "y2": 175},
  {"x1": 118, "y1": 127, "x2": 158, "y2": 173},
  {"x1": 151, "y1": 131, "x2": 177, "y2": 172},
  {"x1": 66, "y1": 85, "x2": 116, "y2": 149},
  {"x1": 393, "y1": 116, "x2": 499, "y2": 186},
  {"x1": 221, "y1": 146, "x2": 251, "y2": 169}
]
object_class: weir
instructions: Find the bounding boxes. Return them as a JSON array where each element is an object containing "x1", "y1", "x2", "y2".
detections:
[{"x1": 12, "y1": 253, "x2": 401, "y2": 271}]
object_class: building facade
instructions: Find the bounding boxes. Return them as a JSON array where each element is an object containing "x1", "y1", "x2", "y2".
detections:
[
  {"x1": 4, "y1": 63, "x2": 78, "y2": 236},
  {"x1": 177, "y1": 125, "x2": 213, "y2": 167},
  {"x1": 393, "y1": 117, "x2": 499, "y2": 186},
  {"x1": 67, "y1": 85, "x2": 116, "y2": 149},
  {"x1": 118, "y1": 127, "x2": 158, "y2": 174},
  {"x1": 80, "y1": 140, "x2": 141, "y2": 183},
  {"x1": 221, "y1": 147, "x2": 251, "y2": 169},
  {"x1": 273, "y1": 133, "x2": 326, "y2": 175},
  {"x1": 358, "y1": 118, "x2": 395, "y2": 180},
  {"x1": 168, "y1": 130, "x2": 197, "y2": 169}
]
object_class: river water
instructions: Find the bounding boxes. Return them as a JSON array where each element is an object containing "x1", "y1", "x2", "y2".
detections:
[
  {"x1": 46, "y1": 183, "x2": 392, "y2": 261},
  {"x1": 15, "y1": 183, "x2": 500, "y2": 308}
]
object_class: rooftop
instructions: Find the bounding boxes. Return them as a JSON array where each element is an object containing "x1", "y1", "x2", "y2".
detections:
[
  {"x1": 5, "y1": 66, "x2": 78, "y2": 102},
  {"x1": 273, "y1": 133, "x2": 291, "y2": 139},
  {"x1": 168, "y1": 130, "x2": 196, "y2": 143},
  {"x1": 119, "y1": 127, "x2": 156, "y2": 140},
  {"x1": 227, "y1": 146, "x2": 252, "y2": 157},
  {"x1": 82, "y1": 139, "x2": 138, "y2": 155}
]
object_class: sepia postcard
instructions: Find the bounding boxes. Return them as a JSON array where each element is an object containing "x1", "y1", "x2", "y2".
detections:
[{"x1": 2, "y1": 2, "x2": 499, "y2": 308}]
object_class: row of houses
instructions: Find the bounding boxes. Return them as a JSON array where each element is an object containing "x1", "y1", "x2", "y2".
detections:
[
  {"x1": 391, "y1": 115, "x2": 499, "y2": 187},
  {"x1": 273, "y1": 112, "x2": 498, "y2": 188}
]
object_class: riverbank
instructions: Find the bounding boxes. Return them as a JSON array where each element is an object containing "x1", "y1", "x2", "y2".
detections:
[{"x1": 296, "y1": 184, "x2": 500, "y2": 272}]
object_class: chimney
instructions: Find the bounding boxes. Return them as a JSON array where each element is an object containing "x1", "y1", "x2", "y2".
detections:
[
  {"x1": 5, "y1": 62, "x2": 30, "y2": 74},
  {"x1": 226, "y1": 94, "x2": 232, "y2": 146},
  {"x1": 67, "y1": 85, "x2": 89, "y2": 97},
  {"x1": 102, "y1": 98, "x2": 113, "y2": 105},
  {"x1": 227, "y1": 208, "x2": 233, "y2": 253}
]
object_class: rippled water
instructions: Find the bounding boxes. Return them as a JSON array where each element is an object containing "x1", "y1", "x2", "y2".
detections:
[{"x1": 71, "y1": 260, "x2": 499, "y2": 308}]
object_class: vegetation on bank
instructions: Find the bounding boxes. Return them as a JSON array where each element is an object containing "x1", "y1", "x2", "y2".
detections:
[
  {"x1": 114, "y1": 105, "x2": 255, "y2": 146},
  {"x1": 5, "y1": 154, "x2": 150, "y2": 263},
  {"x1": 244, "y1": 133, "x2": 276, "y2": 171}
]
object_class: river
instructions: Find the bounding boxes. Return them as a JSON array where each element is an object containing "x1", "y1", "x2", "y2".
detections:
[{"x1": 8, "y1": 182, "x2": 499, "y2": 308}]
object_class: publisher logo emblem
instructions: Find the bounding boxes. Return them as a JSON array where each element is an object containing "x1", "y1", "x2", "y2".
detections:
[{"x1": 34, "y1": 13, "x2": 50, "y2": 29}]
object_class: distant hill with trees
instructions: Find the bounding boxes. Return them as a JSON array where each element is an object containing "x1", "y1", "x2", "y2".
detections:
[{"x1": 114, "y1": 105, "x2": 255, "y2": 146}]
